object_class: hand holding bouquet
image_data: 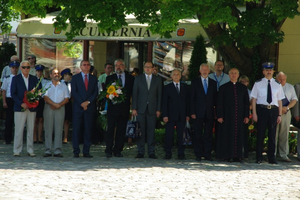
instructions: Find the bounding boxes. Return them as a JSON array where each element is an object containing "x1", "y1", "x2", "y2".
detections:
[{"x1": 98, "y1": 79, "x2": 126, "y2": 105}]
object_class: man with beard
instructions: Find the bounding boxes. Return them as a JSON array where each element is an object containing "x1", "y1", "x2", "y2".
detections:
[
  {"x1": 105, "y1": 59, "x2": 135, "y2": 158},
  {"x1": 43, "y1": 69, "x2": 69, "y2": 157}
]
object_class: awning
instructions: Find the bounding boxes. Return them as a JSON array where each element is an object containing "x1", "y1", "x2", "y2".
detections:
[{"x1": 17, "y1": 12, "x2": 208, "y2": 41}]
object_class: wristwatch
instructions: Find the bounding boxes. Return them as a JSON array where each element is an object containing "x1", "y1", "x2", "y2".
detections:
[
  {"x1": 87, "y1": 101, "x2": 90, "y2": 104},
  {"x1": 287, "y1": 106, "x2": 290, "y2": 111}
]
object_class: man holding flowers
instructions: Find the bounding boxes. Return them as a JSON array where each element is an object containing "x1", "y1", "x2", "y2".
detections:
[
  {"x1": 11, "y1": 61, "x2": 41, "y2": 157},
  {"x1": 104, "y1": 59, "x2": 134, "y2": 158}
]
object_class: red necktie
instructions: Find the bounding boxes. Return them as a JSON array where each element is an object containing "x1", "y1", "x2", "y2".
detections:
[{"x1": 84, "y1": 74, "x2": 88, "y2": 91}]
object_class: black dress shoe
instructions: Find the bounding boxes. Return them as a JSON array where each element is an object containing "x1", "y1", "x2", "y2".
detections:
[
  {"x1": 269, "y1": 160, "x2": 278, "y2": 164},
  {"x1": 135, "y1": 154, "x2": 144, "y2": 158},
  {"x1": 38, "y1": 141, "x2": 43, "y2": 144},
  {"x1": 256, "y1": 160, "x2": 262, "y2": 164},
  {"x1": 178, "y1": 155, "x2": 186, "y2": 160},
  {"x1": 149, "y1": 154, "x2": 158, "y2": 159},
  {"x1": 163, "y1": 155, "x2": 171, "y2": 159},
  {"x1": 196, "y1": 157, "x2": 201, "y2": 161},
  {"x1": 43, "y1": 153, "x2": 52, "y2": 157},
  {"x1": 83, "y1": 154, "x2": 93, "y2": 158},
  {"x1": 54, "y1": 154, "x2": 63, "y2": 157},
  {"x1": 114, "y1": 153, "x2": 123, "y2": 157},
  {"x1": 34, "y1": 141, "x2": 38, "y2": 144},
  {"x1": 204, "y1": 157, "x2": 213, "y2": 161},
  {"x1": 106, "y1": 153, "x2": 112, "y2": 158},
  {"x1": 74, "y1": 154, "x2": 79, "y2": 158}
]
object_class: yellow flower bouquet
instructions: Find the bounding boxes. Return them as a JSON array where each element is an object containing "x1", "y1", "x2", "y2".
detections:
[{"x1": 98, "y1": 79, "x2": 126, "y2": 105}]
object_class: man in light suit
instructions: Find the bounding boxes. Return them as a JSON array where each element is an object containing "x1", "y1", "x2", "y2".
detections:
[
  {"x1": 11, "y1": 61, "x2": 40, "y2": 157},
  {"x1": 105, "y1": 59, "x2": 135, "y2": 158},
  {"x1": 162, "y1": 69, "x2": 189, "y2": 160},
  {"x1": 71, "y1": 60, "x2": 98, "y2": 158},
  {"x1": 132, "y1": 61, "x2": 162, "y2": 159},
  {"x1": 190, "y1": 63, "x2": 217, "y2": 161}
]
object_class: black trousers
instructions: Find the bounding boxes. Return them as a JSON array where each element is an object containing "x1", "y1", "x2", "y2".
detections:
[
  {"x1": 4, "y1": 98, "x2": 14, "y2": 143},
  {"x1": 164, "y1": 120, "x2": 185, "y2": 157},
  {"x1": 105, "y1": 115, "x2": 127, "y2": 154},
  {"x1": 256, "y1": 106, "x2": 278, "y2": 161},
  {"x1": 193, "y1": 115, "x2": 214, "y2": 159}
]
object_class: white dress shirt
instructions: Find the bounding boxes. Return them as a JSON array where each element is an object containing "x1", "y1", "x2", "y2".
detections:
[
  {"x1": 251, "y1": 78, "x2": 285, "y2": 106},
  {"x1": 282, "y1": 83, "x2": 298, "y2": 102},
  {"x1": 44, "y1": 82, "x2": 70, "y2": 103},
  {"x1": 1, "y1": 74, "x2": 15, "y2": 97}
]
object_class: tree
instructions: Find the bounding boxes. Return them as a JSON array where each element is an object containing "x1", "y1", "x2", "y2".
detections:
[
  {"x1": 188, "y1": 35, "x2": 207, "y2": 81},
  {"x1": 0, "y1": 0, "x2": 19, "y2": 35},
  {"x1": 10, "y1": 0, "x2": 300, "y2": 77}
]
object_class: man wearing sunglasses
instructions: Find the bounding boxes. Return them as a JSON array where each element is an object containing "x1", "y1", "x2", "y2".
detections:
[
  {"x1": 27, "y1": 55, "x2": 36, "y2": 76},
  {"x1": 11, "y1": 61, "x2": 41, "y2": 157}
]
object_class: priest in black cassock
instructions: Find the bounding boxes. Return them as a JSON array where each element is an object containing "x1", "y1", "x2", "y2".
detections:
[{"x1": 216, "y1": 68, "x2": 249, "y2": 162}]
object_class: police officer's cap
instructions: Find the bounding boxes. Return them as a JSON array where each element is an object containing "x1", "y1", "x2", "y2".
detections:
[
  {"x1": 9, "y1": 61, "x2": 20, "y2": 67},
  {"x1": 61, "y1": 68, "x2": 72, "y2": 76},
  {"x1": 262, "y1": 62, "x2": 275, "y2": 69},
  {"x1": 35, "y1": 64, "x2": 45, "y2": 71}
]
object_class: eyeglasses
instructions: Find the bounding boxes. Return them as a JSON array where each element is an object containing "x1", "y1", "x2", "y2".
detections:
[
  {"x1": 21, "y1": 66, "x2": 30, "y2": 69},
  {"x1": 116, "y1": 64, "x2": 125, "y2": 67},
  {"x1": 27, "y1": 58, "x2": 32, "y2": 60}
]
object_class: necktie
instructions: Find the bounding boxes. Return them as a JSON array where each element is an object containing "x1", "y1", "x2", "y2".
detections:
[
  {"x1": 203, "y1": 78, "x2": 208, "y2": 95},
  {"x1": 84, "y1": 74, "x2": 88, "y2": 91},
  {"x1": 147, "y1": 75, "x2": 151, "y2": 90},
  {"x1": 267, "y1": 80, "x2": 272, "y2": 104},
  {"x1": 176, "y1": 83, "x2": 179, "y2": 94},
  {"x1": 119, "y1": 75, "x2": 122, "y2": 86}
]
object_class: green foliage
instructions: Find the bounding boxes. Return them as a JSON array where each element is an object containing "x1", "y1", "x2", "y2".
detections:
[
  {"x1": 56, "y1": 41, "x2": 83, "y2": 58},
  {"x1": 0, "y1": 0, "x2": 20, "y2": 34},
  {"x1": 0, "y1": 42, "x2": 16, "y2": 68},
  {"x1": 188, "y1": 35, "x2": 207, "y2": 81},
  {"x1": 8, "y1": 0, "x2": 300, "y2": 75}
]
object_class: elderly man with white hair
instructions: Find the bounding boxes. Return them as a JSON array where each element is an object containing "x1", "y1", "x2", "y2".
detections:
[{"x1": 275, "y1": 71, "x2": 298, "y2": 162}]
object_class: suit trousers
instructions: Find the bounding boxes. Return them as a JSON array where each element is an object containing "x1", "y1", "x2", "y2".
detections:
[
  {"x1": 193, "y1": 117, "x2": 214, "y2": 159},
  {"x1": 72, "y1": 110, "x2": 94, "y2": 155},
  {"x1": 105, "y1": 115, "x2": 128, "y2": 154},
  {"x1": 13, "y1": 110, "x2": 36, "y2": 154},
  {"x1": 256, "y1": 106, "x2": 278, "y2": 161},
  {"x1": 137, "y1": 106, "x2": 157, "y2": 155},
  {"x1": 164, "y1": 120, "x2": 185, "y2": 157},
  {"x1": 275, "y1": 111, "x2": 291, "y2": 160},
  {"x1": 4, "y1": 98, "x2": 14, "y2": 143},
  {"x1": 43, "y1": 104, "x2": 64, "y2": 155}
]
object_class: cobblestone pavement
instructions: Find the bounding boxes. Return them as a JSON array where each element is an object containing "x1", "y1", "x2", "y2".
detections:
[{"x1": 0, "y1": 140, "x2": 300, "y2": 200}]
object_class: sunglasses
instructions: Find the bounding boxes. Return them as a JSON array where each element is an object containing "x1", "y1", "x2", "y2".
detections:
[{"x1": 21, "y1": 66, "x2": 30, "y2": 69}]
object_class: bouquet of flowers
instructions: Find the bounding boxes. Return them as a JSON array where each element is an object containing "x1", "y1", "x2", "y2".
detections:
[
  {"x1": 23, "y1": 78, "x2": 50, "y2": 110},
  {"x1": 98, "y1": 79, "x2": 126, "y2": 105}
]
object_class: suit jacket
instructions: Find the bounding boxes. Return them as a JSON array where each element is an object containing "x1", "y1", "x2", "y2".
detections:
[
  {"x1": 292, "y1": 83, "x2": 300, "y2": 117},
  {"x1": 11, "y1": 74, "x2": 40, "y2": 112},
  {"x1": 190, "y1": 77, "x2": 217, "y2": 119},
  {"x1": 105, "y1": 72, "x2": 135, "y2": 117},
  {"x1": 71, "y1": 73, "x2": 98, "y2": 113},
  {"x1": 162, "y1": 82, "x2": 189, "y2": 121},
  {"x1": 132, "y1": 73, "x2": 162, "y2": 115}
]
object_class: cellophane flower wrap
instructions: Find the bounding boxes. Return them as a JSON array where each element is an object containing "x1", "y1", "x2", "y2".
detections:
[
  {"x1": 98, "y1": 79, "x2": 126, "y2": 105},
  {"x1": 23, "y1": 78, "x2": 50, "y2": 110}
]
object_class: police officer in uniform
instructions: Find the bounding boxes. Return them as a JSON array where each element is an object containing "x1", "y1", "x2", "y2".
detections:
[{"x1": 251, "y1": 62, "x2": 285, "y2": 164}]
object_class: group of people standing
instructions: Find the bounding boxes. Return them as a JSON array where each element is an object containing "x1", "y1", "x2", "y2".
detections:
[{"x1": 1, "y1": 55, "x2": 299, "y2": 164}]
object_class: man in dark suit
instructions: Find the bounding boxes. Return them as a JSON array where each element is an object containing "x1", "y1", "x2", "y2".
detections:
[
  {"x1": 71, "y1": 60, "x2": 98, "y2": 158},
  {"x1": 105, "y1": 59, "x2": 135, "y2": 158},
  {"x1": 162, "y1": 69, "x2": 189, "y2": 160},
  {"x1": 190, "y1": 63, "x2": 217, "y2": 161},
  {"x1": 132, "y1": 61, "x2": 162, "y2": 159},
  {"x1": 11, "y1": 61, "x2": 40, "y2": 157}
]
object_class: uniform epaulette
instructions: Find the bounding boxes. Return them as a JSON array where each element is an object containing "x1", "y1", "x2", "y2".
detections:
[
  {"x1": 275, "y1": 80, "x2": 280, "y2": 84},
  {"x1": 256, "y1": 78, "x2": 262, "y2": 83},
  {"x1": 4, "y1": 75, "x2": 10, "y2": 78}
]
